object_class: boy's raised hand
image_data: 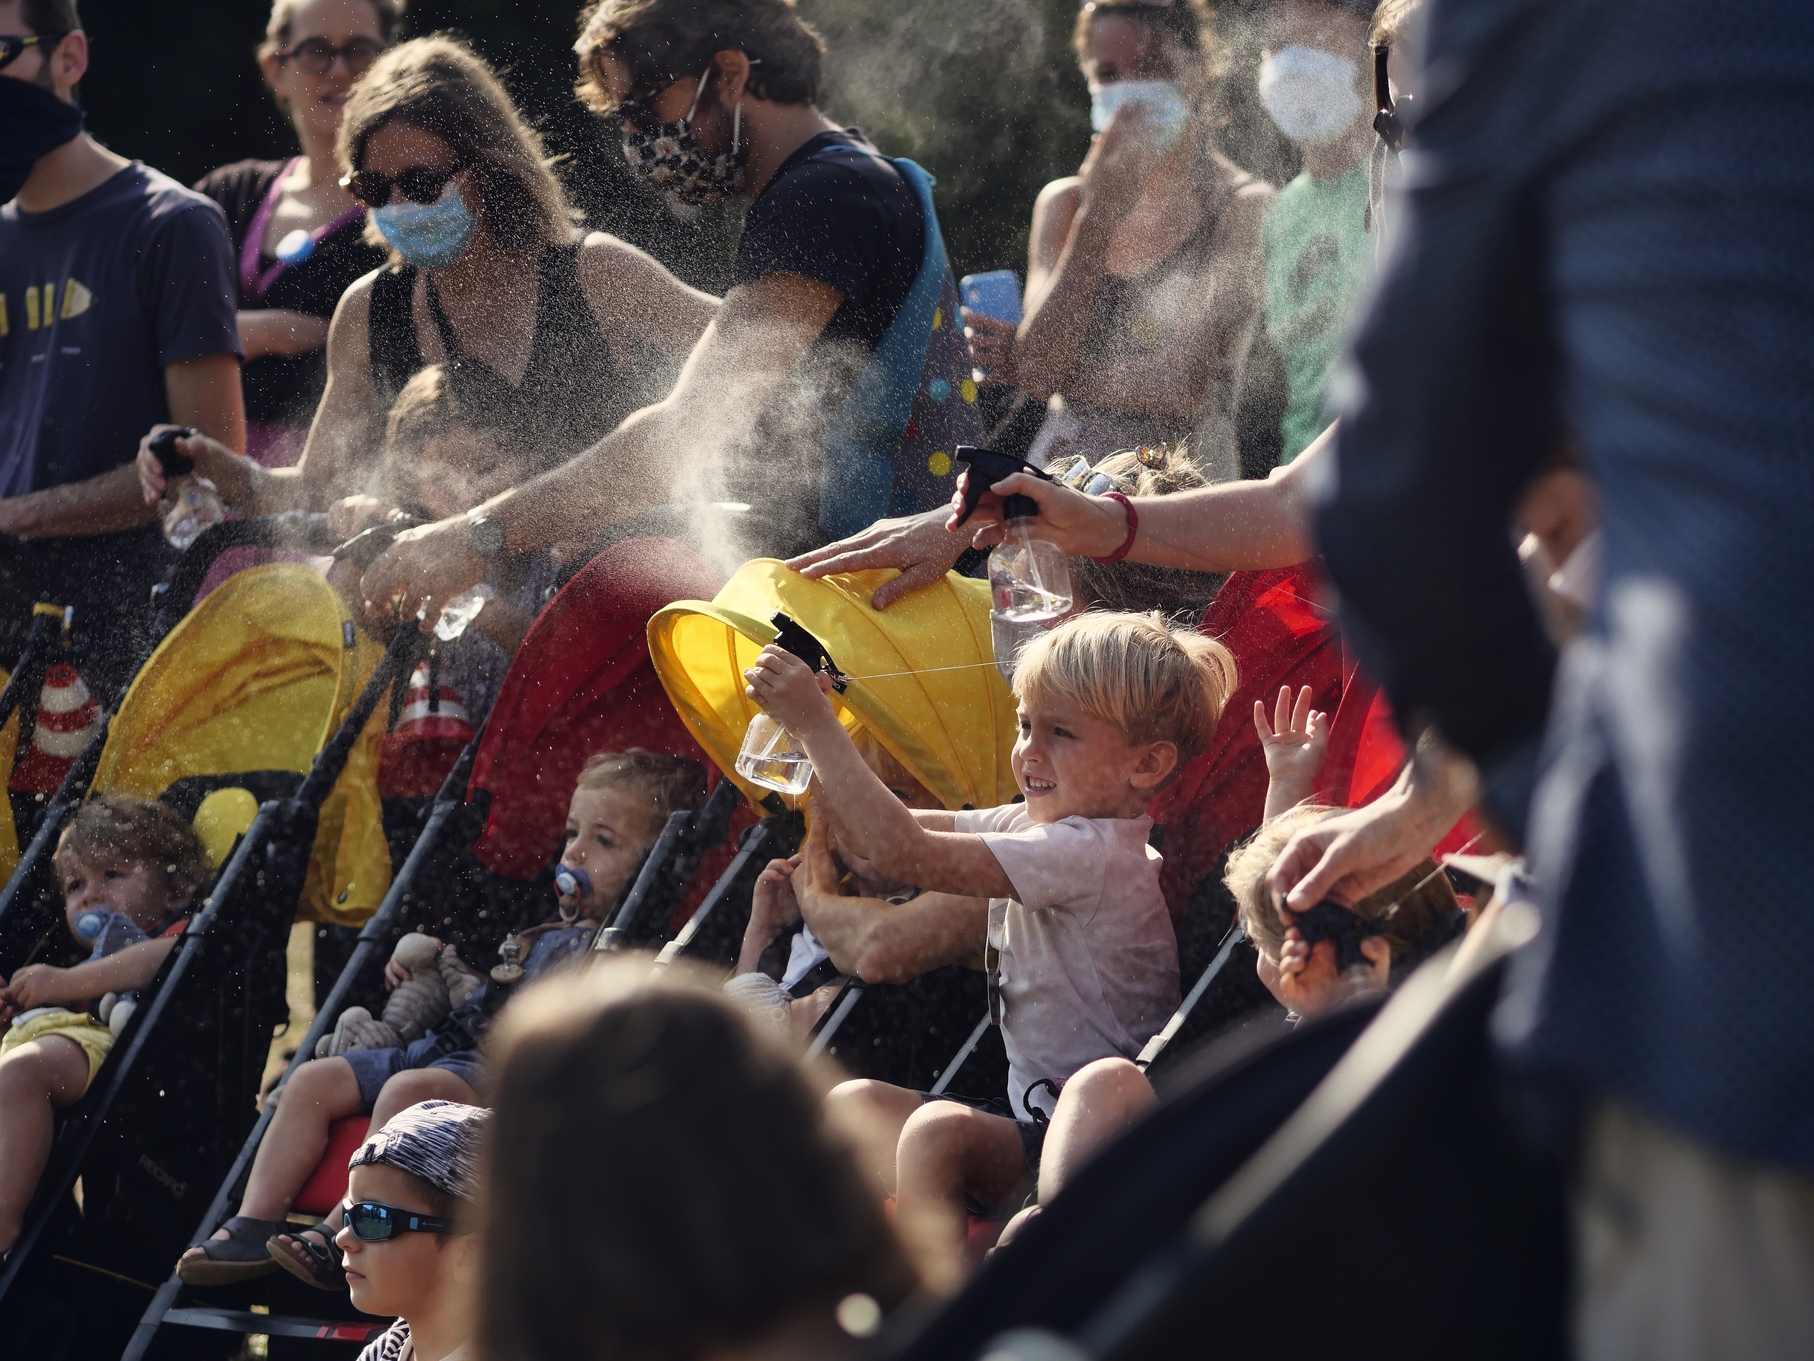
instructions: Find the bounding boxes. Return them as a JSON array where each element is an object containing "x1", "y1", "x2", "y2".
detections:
[
  {"x1": 1255, "y1": 685, "x2": 1328, "y2": 777},
  {"x1": 744, "y1": 645, "x2": 837, "y2": 732}
]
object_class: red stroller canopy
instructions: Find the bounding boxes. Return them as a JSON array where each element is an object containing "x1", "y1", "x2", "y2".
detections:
[{"x1": 469, "y1": 539, "x2": 728, "y2": 883}]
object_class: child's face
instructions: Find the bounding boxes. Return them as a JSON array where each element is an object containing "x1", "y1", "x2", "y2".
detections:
[
  {"x1": 60, "y1": 851, "x2": 179, "y2": 935},
  {"x1": 1011, "y1": 690, "x2": 1176, "y2": 824},
  {"x1": 559, "y1": 785, "x2": 664, "y2": 918},
  {"x1": 337, "y1": 1163, "x2": 473, "y2": 1321},
  {"x1": 413, "y1": 426, "x2": 516, "y2": 522}
]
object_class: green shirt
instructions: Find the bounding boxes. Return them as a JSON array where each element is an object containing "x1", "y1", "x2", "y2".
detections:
[{"x1": 1262, "y1": 160, "x2": 1374, "y2": 461}]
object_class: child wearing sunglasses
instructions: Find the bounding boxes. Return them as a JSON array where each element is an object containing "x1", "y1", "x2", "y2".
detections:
[{"x1": 336, "y1": 1099, "x2": 489, "y2": 1361}]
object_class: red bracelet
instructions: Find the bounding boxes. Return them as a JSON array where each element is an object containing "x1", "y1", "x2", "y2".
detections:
[{"x1": 1091, "y1": 492, "x2": 1138, "y2": 564}]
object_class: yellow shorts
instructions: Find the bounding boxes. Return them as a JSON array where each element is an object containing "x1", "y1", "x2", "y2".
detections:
[{"x1": 1, "y1": 1009, "x2": 114, "y2": 1089}]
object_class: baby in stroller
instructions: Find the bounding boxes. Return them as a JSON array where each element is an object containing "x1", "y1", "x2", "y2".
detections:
[
  {"x1": 0, "y1": 795, "x2": 213, "y2": 1255},
  {"x1": 175, "y1": 749, "x2": 705, "y2": 1290}
]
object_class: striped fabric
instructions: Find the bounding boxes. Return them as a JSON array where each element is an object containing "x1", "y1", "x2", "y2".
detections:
[{"x1": 348, "y1": 1099, "x2": 490, "y2": 1203}]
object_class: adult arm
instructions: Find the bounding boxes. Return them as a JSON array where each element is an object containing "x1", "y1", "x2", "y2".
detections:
[
  {"x1": 358, "y1": 271, "x2": 840, "y2": 623},
  {"x1": 576, "y1": 232, "x2": 720, "y2": 362},
  {"x1": 136, "y1": 276, "x2": 383, "y2": 516},
  {"x1": 2, "y1": 935, "x2": 181, "y2": 1015},
  {"x1": 0, "y1": 352, "x2": 245, "y2": 539},
  {"x1": 238, "y1": 309, "x2": 331, "y2": 360},
  {"x1": 1014, "y1": 109, "x2": 1160, "y2": 400},
  {"x1": 785, "y1": 419, "x2": 1330, "y2": 607},
  {"x1": 792, "y1": 819, "x2": 987, "y2": 983},
  {"x1": 1061, "y1": 184, "x2": 1274, "y2": 417}
]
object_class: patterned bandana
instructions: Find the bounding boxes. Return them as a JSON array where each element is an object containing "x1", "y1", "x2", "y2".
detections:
[
  {"x1": 348, "y1": 1099, "x2": 491, "y2": 1203},
  {"x1": 619, "y1": 64, "x2": 746, "y2": 206}
]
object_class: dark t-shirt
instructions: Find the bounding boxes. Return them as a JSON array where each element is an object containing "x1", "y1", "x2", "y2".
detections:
[
  {"x1": 726, "y1": 130, "x2": 925, "y2": 556},
  {"x1": 194, "y1": 159, "x2": 387, "y2": 427},
  {"x1": 732, "y1": 129, "x2": 924, "y2": 396},
  {"x1": 0, "y1": 162, "x2": 241, "y2": 694}
]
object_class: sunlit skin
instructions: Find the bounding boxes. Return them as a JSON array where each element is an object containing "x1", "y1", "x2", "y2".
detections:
[
  {"x1": 337, "y1": 1162, "x2": 479, "y2": 1358},
  {"x1": 0, "y1": 852, "x2": 189, "y2": 1252},
  {"x1": 239, "y1": 0, "x2": 388, "y2": 362}
]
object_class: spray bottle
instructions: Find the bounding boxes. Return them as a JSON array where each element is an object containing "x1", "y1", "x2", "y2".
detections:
[
  {"x1": 736, "y1": 613, "x2": 846, "y2": 797},
  {"x1": 148, "y1": 427, "x2": 228, "y2": 551},
  {"x1": 953, "y1": 447, "x2": 1073, "y2": 676}
]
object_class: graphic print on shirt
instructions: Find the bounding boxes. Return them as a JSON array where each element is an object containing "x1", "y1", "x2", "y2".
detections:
[{"x1": 0, "y1": 277, "x2": 95, "y2": 339}]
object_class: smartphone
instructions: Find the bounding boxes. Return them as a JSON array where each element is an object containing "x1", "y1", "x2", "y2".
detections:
[{"x1": 960, "y1": 270, "x2": 1023, "y2": 325}]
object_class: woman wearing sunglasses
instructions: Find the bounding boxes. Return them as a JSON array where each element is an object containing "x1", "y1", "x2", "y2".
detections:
[
  {"x1": 335, "y1": 1099, "x2": 488, "y2": 1361},
  {"x1": 140, "y1": 33, "x2": 717, "y2": 544},
  {"x1": 191, "y1": 0, "x2": 401, "y2": 469}
]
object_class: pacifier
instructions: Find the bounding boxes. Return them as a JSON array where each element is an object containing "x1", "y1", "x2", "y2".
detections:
[
  {"x1": 554, "y1": 865, "x2": 592, "y2": 922},
  {"x1": 72, "y1": 908, "x2": 110, "y2": 942}
]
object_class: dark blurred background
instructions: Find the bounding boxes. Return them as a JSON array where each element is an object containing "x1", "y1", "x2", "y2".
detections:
[{"x1": 75, "y1": 0, "x2": 1293, "y2": 294}]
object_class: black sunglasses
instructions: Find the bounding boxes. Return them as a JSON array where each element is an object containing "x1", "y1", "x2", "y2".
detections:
[
  {"x1": 280, "y1": 36, "x2": 383, "y2": 77},
  {"x1": 340, "y1": 161, "x2": 466, "y2": 209},
  {"x1": 340, "y1": 1199, "x2": 459, "y2": 1242},
  {"x1": 0, "y1": 32, "x2": 65, "y2": 72}
]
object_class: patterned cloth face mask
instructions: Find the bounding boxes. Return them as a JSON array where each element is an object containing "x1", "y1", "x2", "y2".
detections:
[{"x1": 619, "y1": 64, "x2": 747, "y2": 206}]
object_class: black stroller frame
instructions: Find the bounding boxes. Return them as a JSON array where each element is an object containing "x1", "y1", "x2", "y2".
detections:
[{"x1": 0, "y1": 517, "x2": 429, "y2": 1358}]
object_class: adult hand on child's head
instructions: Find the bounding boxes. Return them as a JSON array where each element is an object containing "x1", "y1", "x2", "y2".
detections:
[
  {"x1": 951, "y1": 471, "x2": 1129, "y2": 560},
  {"x1": 1266, "y1": 792, "x2": 1441, "y2": 913},
  {"x1": 1254, "y1": 685, "x2": 1329, "y2": 782},
  {"x1": 785, "y1": 510, "x2": 971, "y2": 610},
  {"x1": 743, "y1": 645, "x2": 837, "y2": 732}
]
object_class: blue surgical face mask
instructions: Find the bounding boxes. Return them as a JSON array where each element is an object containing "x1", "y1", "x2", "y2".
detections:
[
  {"x1": 1089, "y1": 79, "x2": 1191, "y2": 151},
  {"x1": 371, "y1": 178, "x2": 477, "y2": 271},
  {"x1": 1258, "y1": 45, "x2": 1363, "y2": 145}
]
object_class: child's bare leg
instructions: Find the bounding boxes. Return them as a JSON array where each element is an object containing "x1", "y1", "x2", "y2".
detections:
[
  {"x1": 825, "y1": 1078, "x2": 924, "y2": 1199},
  {"x1": 183, "y1": 1056, "x2": 359, "y2": 1254},
  {"x1": 0, "y1": 1037, "x2": 92, "y2": 1253},
  {"x1": 1035, "y1": 1058, "x2": 1157, "y2": 1204},
  {"x1": 367, "y1": 1066, "x2": 479, "y2": 1130},
  {"x1": 895, "y1": 1103, "x2": 1028, "y2": 1290}
]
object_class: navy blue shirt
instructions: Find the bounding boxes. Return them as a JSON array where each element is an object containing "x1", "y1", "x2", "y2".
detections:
[
  {"x1": 1319, "y1": 0, "x2": 1814, "y2": 1166},
  {"x1": 0, "y1": 162, "x2": 242, "y2": 497},
  {"x1": 0, "y1": 163, "x2": 241, "y2": 693}
]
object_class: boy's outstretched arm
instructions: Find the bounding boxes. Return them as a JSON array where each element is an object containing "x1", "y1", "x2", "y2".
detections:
[{"x1": 745, "y1": 647, "x2": 1014, "y2": 900}]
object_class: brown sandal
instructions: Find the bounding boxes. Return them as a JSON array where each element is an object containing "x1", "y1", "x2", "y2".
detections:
[
  {"x1": 175, "y1": 1215, "x2": 287, "y2": 1285},
  {"x1": 267, "y1": 1218, "x2": 346, "y2": 1292}
]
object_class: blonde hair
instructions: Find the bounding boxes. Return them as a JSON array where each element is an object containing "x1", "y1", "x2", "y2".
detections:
[
  {"x1": 55, "y1": 794, "x2": 213, "y2": 912},
  {"x1": 1370, "y1": 0, "x2": 1422, "y2": 51},
  {"x1": 576, "y1": 749, "x2": 707, "y2": 833},
  {"x1": 1012, "y1": 610, "x2": 1237, "y2": 771},
  {"x1": 1224, "y1": 804, "x2": 1459, "y2": 966},
  {"x1": 1069, "y1": 445, "x2": 1225, "y2": 619},
  {"x1": 339, "y1": 35, "x2": 579, "y2": 259}
]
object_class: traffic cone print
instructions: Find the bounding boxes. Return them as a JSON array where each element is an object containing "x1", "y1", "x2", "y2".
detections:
[
  {"x1": 378, "y1": 660, "x2": 477, "y2": 798},
  {"x1": 10, "y1": 664, "x2": 100, "y2": 795}
]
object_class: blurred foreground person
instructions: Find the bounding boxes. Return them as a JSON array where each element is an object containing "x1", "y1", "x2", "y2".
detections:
[
  {"x1": 362, "y1": 0, "x2": 982, "y2": 616},
  {"x1": 193, "y1": 0, "x2": 401, "y2": 467},
  {"x1": 0, "y1": 0, "x2": 243, "y2": 692},
  {"x1": 481, "y1": 960, "x2": 916, "y2": 1361},
  {"x1": 1309, "y1": 2, "x2": 1814, "y2": 1357}
]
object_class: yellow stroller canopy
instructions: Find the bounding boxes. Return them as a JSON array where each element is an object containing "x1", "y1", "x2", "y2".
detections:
[
  {"x1": 648, "y1": 561, "x2": 1018, "y2": 811},
  {"x1": 90, "y1": 564, "x2": 390, "y2": 925}
]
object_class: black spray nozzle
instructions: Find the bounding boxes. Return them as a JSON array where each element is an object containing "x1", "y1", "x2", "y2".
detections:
[
  {"x1": 770, "y1": 612, "x2": 847, "y2": 692},
  {"x1": 148, "y1": 426, "x2": 198, "y2": 477},
  {"x1": 953, "y1": 445, "x2": 1051, "y2": 528},
  {"x1": 1290, "y1": 901, "x2": 1386, "y2": 974}
]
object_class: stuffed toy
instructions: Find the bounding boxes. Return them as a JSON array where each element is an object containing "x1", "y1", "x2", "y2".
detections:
[{"x1": 315, "y1": 932, "x2": 485, "y2": 1058}]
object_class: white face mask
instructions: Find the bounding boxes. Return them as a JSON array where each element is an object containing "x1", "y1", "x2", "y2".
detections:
[
  {"x1": 1089, "y1": 78, "x2": 1191, "y2": 150},
  {"x1": 1259, "y1": 44, "x2": 1363, "y2": 145}
]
